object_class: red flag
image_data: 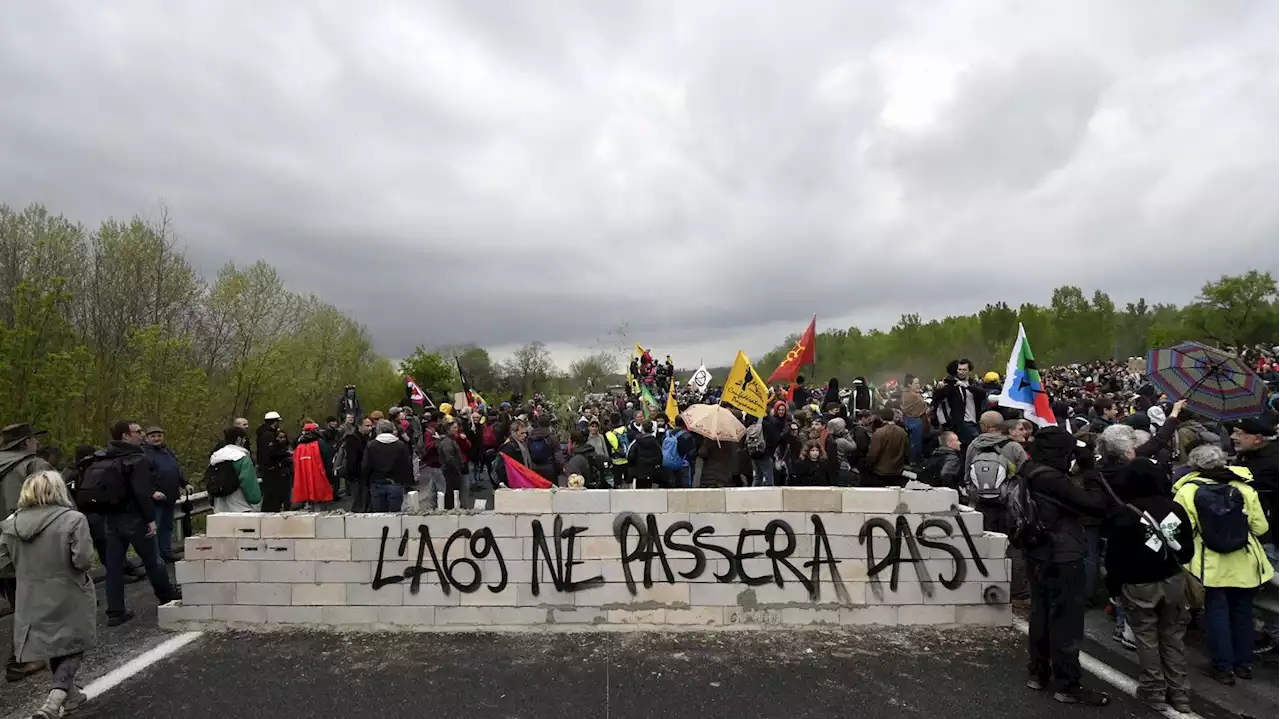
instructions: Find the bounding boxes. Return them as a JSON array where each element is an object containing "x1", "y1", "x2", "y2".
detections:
[
  {"x1": 501, "y1": 453, "x2": 554, "y2": 489},
  {"x1": 765, "y1": 315, "x2": 817, "y2": 385}
]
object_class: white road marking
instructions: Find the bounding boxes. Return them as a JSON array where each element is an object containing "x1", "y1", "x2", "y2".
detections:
[
  {"x1": 1012, "y1": 618, "x2": 1202, "y2": 719},
  {"x1": 82, "y1": 631, "x2": 204, "y2": 700}
]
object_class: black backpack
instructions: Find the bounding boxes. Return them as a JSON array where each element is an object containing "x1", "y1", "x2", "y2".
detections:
[
  {"x1": 204, "y1": 461, "x2": 242, "y2": 499},
  {"x1": 1191, "y1": 480, "x2": 1250, "y2": 554},
  {"x1": 76, "y1": 454, "x2": 130, "y2": 513},
  {"x1": 1001, "y1": 465, "x2": 1048, "y2": 550}
]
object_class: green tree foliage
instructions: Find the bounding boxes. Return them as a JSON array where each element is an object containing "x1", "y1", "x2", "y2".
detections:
[
  {"x1": 398, "y1": 347, "x2": 457, "y2": 402},
  {"x1": 756, "y1": 273, "x2": 1278, "y2": 385},
  {"x1": 0, "y1": 203, "x2": 402, "y2": 473}
]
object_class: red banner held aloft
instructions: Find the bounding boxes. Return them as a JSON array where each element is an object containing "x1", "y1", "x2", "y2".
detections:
[{"x1": 765, "y1": 315, "x2": 816, "y2": 385}]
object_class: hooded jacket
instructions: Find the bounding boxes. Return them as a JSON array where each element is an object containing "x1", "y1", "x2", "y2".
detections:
[
  {"x1": 1172, "y1": 466, "x2": 1274, "y2": 589},
  {"x1": 1101, "y1": 463, "x2": 1194, "y2": 596},
  {"x1": 565, "y1": 442, "x2": 604, "y2": 486},
  {"x1": 209, "y1": 444, "x2": 261, "y2": 513},
  {"x1": 292, "y1": 432, "x2": 333, "y2": 504},
  {"x1": 1021, "y1": 427, "x2": 1110, "y2": 564},
  {"x1": 824, "y1": 418, "x2": 858, "y2": 474},
  {"x1": 0, "y1": 449, "x2": 53, "y2": 530},
  {"x1": 963, "y1": 432, "x2": 1028, "y2": 495},
  {"x1": 362, "y1": 433, "x2": 413, "y2": 487},
  {"x1": 0, "y1": 504, "x2": 96, "y2": 662}
]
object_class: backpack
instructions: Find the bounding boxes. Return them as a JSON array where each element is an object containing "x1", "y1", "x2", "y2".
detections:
[
  {"x1": 1001, "y1": 466, "x2": 1048, "y2": 550},
  {"x1": 968, "y1": 439, "x2": 1014, "y2": 502},
  {"x1": 1190, "y1": 480, "x2": 1250, "y2": 553},
  {"x1": 745, "y1": 423, "x2": 767, "y2": 458},
  {"x1": 331, "y1": 442, "x2": 349, "y2": 480},
  {"x1": 917, "y1": 451, "x2": 948, "y2": 488},
  {"x1": 77, "y1": 454, "x2": 131, "y2": 513},
  {"x1": 528, "y1": 436, "x2": 553, "y2": 466},
  {"x1": 662, "y1": 429, "x2": 689, "y2": 471},
  {"x1": 204, "y1": 460, "x2": 243, "y2": 499}
]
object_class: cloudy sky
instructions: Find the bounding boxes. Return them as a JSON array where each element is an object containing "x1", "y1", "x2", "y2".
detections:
[{"x1": 2, "y1": 1, "x2": 1276, "y2": 368}]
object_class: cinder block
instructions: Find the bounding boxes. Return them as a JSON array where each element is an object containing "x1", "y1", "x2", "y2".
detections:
[
  {"x1": 689, "y1": 583, "x2": 752, "y2": 607},
  {"x1": 401, "y1": 581, "x2": 461, "y2": 606},
  {"x1": 606, "y1": 608, "x2": 665, "y2": 624},
  {"x1": 958, "y1": 510, "x2": 985, "y2": 537},
  {"x1": 344, "y1": 514, "x2": 403, "y2": 539},
  {"x1": 665, "y1": 607, "x2": 725, "y2": 625},
  {"x1": 866, "y1": 580, "x2": 924, "y2": 605},
  {"x1": 316, "y1": 561, "x2": 376, "y2": 584},
  {"x1": 955, "y1": 603, "x2": 1012, "y2": 626},
  {"x1": 923, "y1": 581, "x2": 982, "y2": 605},
  {"x1": 212, "y1": 604, "x2": 268, "y2": 624},
  {"x1": 899, "y1": 489, "x2": 954, "y2": 514},
  {"x1": 552, "y1": 489, "x2": 611, "y2": 514},
  {"x1": 184, "y1": 537, "x2": 237, "y2": 560},
  {"x1": 609, "y1": 489, "x2": 668, "y2": 515},
  {"x1": 725, "y1": 607, "x2": 782, "y2": 626},
  {"x1": 689, "y1": 513, "x2": 750, "y2": 535},
  {"x1": 157, "y1": 602, "x2": 212, "y2": 628},
  {"x1": 409, "y1": 513, "x2": 460, "y2": 537},
  {"x1": 575, "y1": 582, "x2": 689, "y2": 607},
  {"x1": 404, "y1": 491, "x2": 421, "y2": 512},
  {"x1": 667, "y1": 489, "x2": 726, "y2": 513},
  {"x1": 724, "y1": 488, "x2": 783, "y2": 513},
  {"x1": 232, "y1": 539, "x2": 273, "y2": 561},
  {"x1": 258, "y1": 561, "x2": 316, "y2": 583},
  {"x1": 549, "y1": 608, "x2": 607, "y2": 625},
  {"x1": 204, "y1": 560, "x2": 259, "y2": 583},
  {"x1": 841, "y1": 488, "x2": 900, "y2": 514},
  {"x1": 175, "y1": 560, "x2": 204, "y2": 584},
  {"x1": 985, "y1": 532, "x2": 1008, "y2": 558},
  {"x1": 780, "y1": 607, "x2": 840, "y2": 625},
  {"x1": 782, "y1": 488, "x2": 843, "y2": 513},
  {"x1": 291, "y1": 583, "x2": 347, "y2": 606},
  {"x1": 516, "y1": 583, "x2": 576, "y2": 608},
  {"x1": 459, "y1": 584, "x2": 520, "y2": 607},
  {"x1": 181, "y1": 582, "x2": 236, "y2": 605},
  {"x1": 489, "y1": 607, "x2": 550, "y2": 625},
  {"x1": 346, "y1": 582, "x2": 404, "y2": 606},
  {"x1": 295, "y1": 539, "x2": 352, "y2": 562},
  {"x1": 234, "y1": 583, "x2": 292, "y2": 606},
  {"x1": 322, "y1": 606, "x2": 379, "y2": 625},
  {"x1": 435, "y1": 606, "x2": 495, "y2": 625},
  {"x1": 206, "y1": 513, "x2": 262, "y2": 539},
  {"x1": 579, "y1": 535, "x2": 620, "y2": 560},
  {"x1": 898, "y1": 605, "x2": 957, "y2": 625},
  {"x1": 261, "y1": 514, "x2": 317, "y2": 538},
  {"x1": 457, "y1": 513, "x2": 516, "y2": 537},
  {"x1": 839, "y1": 605, "x2": 897, "y2": 625},
  {"x1": 493, "y1": 489, "x2": 554, "y2": 514},
  {"x1": 260, "y1": 540, "x2": 296, "y2": 561},
  {"x1": 377, "y1": 606, "x2": 436, "y2": 626},
  {"x1": 266, "y1": 606, "x2": 323, "y2": 625},
  {"x1": 315, "y1": 515, "x2": 346, "y2": 538}
]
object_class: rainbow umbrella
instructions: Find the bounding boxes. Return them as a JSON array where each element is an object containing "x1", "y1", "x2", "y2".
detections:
[{"x1": 1146, "y1": 341, "x2": 1269, "y2": 421}]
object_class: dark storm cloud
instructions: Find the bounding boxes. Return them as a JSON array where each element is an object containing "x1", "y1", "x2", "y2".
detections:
[{"x1": 0, "y1": 0, "x2": 1274, "y2": 363}]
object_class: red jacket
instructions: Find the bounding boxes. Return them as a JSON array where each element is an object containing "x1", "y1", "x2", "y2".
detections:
[{"x1": 292, "y1": 440, "x2": 333, "y2": 503}]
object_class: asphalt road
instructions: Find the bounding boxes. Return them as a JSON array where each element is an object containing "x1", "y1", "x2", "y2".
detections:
[{"x1": 2, "y1": 626, "x2": 1249, "y2": 719}]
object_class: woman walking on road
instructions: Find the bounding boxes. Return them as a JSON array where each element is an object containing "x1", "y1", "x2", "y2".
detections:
[{"x1": 0, "y1": 470, "x2": 96, "y2": 717}]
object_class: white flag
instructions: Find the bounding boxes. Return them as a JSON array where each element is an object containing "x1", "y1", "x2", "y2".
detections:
[{"x1": 688, "y1": 364, "x2": 713, "y2": 395}]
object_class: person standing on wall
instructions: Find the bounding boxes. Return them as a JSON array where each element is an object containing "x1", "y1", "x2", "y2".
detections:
[
  {"x1": 0, "y1": 471, "x2": 97, "y2": 718},
  {"x1": 77, "y1": 420, "x2": 179, "y2": 627},
  {"x1": 361, "y1": 419, "x2": 412, "y2": 512},
  {"x1": 933, "y1": 358, "x2": 986, "y2": 450}
]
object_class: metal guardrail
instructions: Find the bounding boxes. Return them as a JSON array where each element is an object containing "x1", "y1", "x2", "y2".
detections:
[{"x1": 175, "y1": 490, "x2": 212, "y2": 539}]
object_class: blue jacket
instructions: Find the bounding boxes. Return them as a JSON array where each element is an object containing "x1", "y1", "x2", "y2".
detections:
[{"x1": 143, "y1": 445, "x2": 185, "y2": 504}]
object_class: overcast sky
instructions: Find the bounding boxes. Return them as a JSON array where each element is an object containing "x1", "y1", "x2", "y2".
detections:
[{"x1": 2, "y1": 1, "x2": 1276, "y2": 369}]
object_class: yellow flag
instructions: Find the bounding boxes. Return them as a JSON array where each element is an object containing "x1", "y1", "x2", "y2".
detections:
[
  {"x1": 634, "y1": 343, "x2": 645, "y2": 357},
  {"x1": 722, "y1": 350, "x2": 769, "y2": 418},
  {"x1": 665, "y1": 375, "x2": 678, "y2": 425}
]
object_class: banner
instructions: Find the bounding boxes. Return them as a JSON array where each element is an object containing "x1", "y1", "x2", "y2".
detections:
[
  {"x1": 765, "y1": 315, "x2": 817, "y2": 385},
  {"x1": 688, "y1": 364, "x2": 712, "y2": 395},
  {"x1": 406, "y1": 376, "x2": 427, "y2": 405},
  {"x1": 722, "y1": 351, "x2": 769, "y2": 418},
  {"x1": 665, "y1": 375, "x2": 678, "y2": 425}
]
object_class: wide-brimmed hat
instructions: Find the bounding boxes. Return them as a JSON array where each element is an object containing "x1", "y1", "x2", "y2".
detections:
[{"x1": 0, "y1": 423, "x2": 48, "y2": 450}]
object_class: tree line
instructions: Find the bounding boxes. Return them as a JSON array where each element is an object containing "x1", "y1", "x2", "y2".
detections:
[{"x1": 0, "y1": 203, "x2": 405, "y2": 473}]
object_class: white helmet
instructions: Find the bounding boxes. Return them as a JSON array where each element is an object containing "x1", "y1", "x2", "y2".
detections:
[{"x1": 264, "y1": 411, "x2": 281, "y2": 421}]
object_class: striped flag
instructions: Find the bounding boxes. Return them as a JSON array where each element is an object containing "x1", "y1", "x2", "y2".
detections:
[{"x1": 996, "y1": 324, "x2": 1057, "y2": 427}]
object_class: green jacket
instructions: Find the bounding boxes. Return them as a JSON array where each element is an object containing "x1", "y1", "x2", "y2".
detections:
[{"x1": 0, "y1": 505, "x2": 96, "y2": 661}]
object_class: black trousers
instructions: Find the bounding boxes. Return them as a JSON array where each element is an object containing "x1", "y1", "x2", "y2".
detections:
[
  {"x1": 261, "y1": 474, "x2": 292, "y2": 513},
  {"x1": 1027, "y1": 559, "x2": 1086, "y2": 691}
]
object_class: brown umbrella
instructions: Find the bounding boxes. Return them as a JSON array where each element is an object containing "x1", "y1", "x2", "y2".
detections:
[{"x1": 680, "y1": 404, "x2": 745, "y2": 444}]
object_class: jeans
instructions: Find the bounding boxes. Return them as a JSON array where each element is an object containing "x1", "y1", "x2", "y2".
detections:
[
  {"x1": 369, "y1": 481, "x2": 405, "y2": 513},
  {"x1": 1027, "y1": 559, "x2": 1087, "y2": 692},
  {"x1": 1203, "y1": 586, "x2": 1258, "y2": 671},
  {"x1": 422, "y1": 466, "x2": 445, "y2": 510},
  {"x1": 903, "y1": 417, "x2": 924, "y2": 462},
  {"x1": 751, "y1": 456, "x2": 775, "y2": 487},
  {"x1": 49, "y1": 653, "x2": 83, "y2": 692},
  {"x1": 443, "y1": 469, "x2": 469, "y2": 510},
  {"x1": 154, "y1": 501, "x2": 176, "y2": 558},
  {"x1": 104, "y1": 513, "x2": 175, "y2": 616},
  {"x1": 1120, "y1": 576, "x2": 1189, "y2": 704}
]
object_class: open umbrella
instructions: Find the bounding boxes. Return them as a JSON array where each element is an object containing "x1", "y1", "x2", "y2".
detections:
[
  {"x1": 680, "y1": 404, "x2": 746, "y2": 444},
  {"x1": 1146, "y1": 341, "x2": 1269, "y2": 421}
]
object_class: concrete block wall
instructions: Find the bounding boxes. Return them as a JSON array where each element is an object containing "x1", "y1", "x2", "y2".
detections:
[{"x1": 160, "y1": 487, "x2": 1012, "y2": 632}]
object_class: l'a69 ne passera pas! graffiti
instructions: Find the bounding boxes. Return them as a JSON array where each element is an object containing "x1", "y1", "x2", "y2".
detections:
[{"x1": 370, "y1": 512, "x2": 995, "y2": 603}]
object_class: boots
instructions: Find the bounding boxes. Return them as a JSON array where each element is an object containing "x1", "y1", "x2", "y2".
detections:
[{"x1": 31, "y1": 688, "x2": 66, "y2": 718}]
